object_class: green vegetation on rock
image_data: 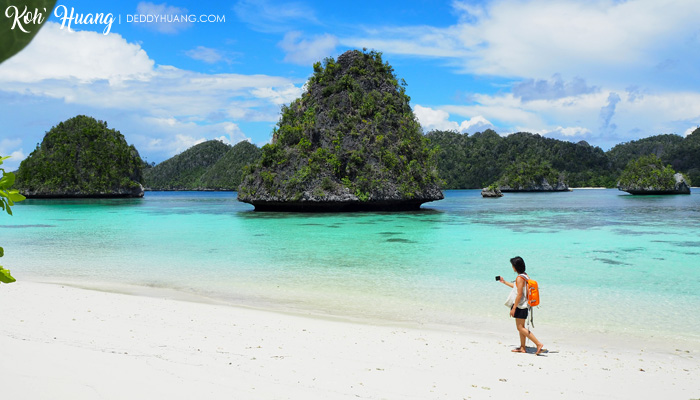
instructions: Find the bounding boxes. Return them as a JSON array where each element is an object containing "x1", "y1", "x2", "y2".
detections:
[
  {"x1": 198, "y1": 141, "x2": 262, "y2": 190},
  {"x1": 15, "y1": 115, "x2": 144, "y2": 198},
  {"x1": 427, "y1": 130, "x2": 611, "y2": 189},
  {"x1": 497, "y1": 161, "x2": 568, "y2": 191},
  {"x1": 238, "y1": 49, "x2": 442, "y2": 211},
  {"x1": 617, "y1": 154, "x2": 690, "y2": 194},
  {"x1": 428, "y1": 128, "x2": 700, "y2": 189},
  {"x1": 143, "y1": 140, "x2": 232, "y2": 190}
]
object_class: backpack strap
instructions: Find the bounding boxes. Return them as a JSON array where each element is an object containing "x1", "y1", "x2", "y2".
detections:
[{"x1": 518, "y1": 273, "x2": 535, "y2": 328}]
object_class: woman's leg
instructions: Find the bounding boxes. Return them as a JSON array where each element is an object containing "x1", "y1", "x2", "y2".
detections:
[
  {"x1": 515, "y1": 318, "x2": 544, "y2": 355},
  {"x1": 512, "y1": 317, "x2": 526, "y2": 352}
]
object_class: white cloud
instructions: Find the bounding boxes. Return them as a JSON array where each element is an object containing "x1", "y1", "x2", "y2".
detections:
[
  {"x1": 185, "y1": 46, "x2": 228, "y2": 64},
  {"x1": 0, "y1": 21, "x2": 308, "y2": 163},
  {"x1": 685, "y1": 126, "x2": 699, "y2": 137},
  {"x1": 0, "y1": 139, "x2": 26, "y2": 170},
  {"x1": 413, "y1": 105, "x2": 494, "y2": 134},
  {"x1": 135, "y1": 2, "x2": 192, "y2": 34},
  {"x1": 414, "y1": 105, "x2": 458, "y2": 131},
  {"x1": 139, "y1": 117, "x2": 250, "y2": 157},
  {"x1": 251, "y1": 85, "x2": 304, "y2": 106},
  {"x1": 0, "y1": 23, "x2": 153, "y2": 84},
  {"x1": 545, "y1": 126, "x2": 592, "y2": 138},
  {"x1": 0, "y1": 23, "x2": 300, "y2": 117},
  {"x1": 458, "y1": 116, "x2": 494, "y2": 133},
  {"x1": 513, "y1": 75, "x2": 599, "y2": 102},
  {"x1": 278, "y1": 31, "x2": 338, "y2": 66},
  {"x1": 343, "y1": 0, "x2": 700, "y2": 89}
]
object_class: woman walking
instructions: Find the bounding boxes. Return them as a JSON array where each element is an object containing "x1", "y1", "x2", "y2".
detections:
[{"x1": 499, "y1": 256, "x2": 544, "y2": 355}]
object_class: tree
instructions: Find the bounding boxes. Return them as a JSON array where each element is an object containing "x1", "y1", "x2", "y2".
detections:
[
  {"x1": 617, "y1": 154, "x2": 682, "y2": 191},
  {"x1": 0, "y1": 156, "x2": 26, "y2": 283}
]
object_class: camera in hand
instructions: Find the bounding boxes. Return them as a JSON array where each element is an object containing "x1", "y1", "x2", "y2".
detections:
[{"x1": 495, "y1": 275, "x2": 500, "y2": 281}]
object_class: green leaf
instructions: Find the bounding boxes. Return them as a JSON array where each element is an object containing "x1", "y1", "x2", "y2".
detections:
[
  {"x1": 0, "y1": 266, "x2": 16, "y2": 283},
  {"x1": 0, "y1": 0, "x2": 57, "y2": 64},
  {"x1": 8, "y1": 189, "x2": 24, "y2": 202},
  {"x1": 0, "y1": 246, "x2": 4, "y2": 257},
  {"x1": 0, "y1": 170, "x2": 15, "y2": 186}
]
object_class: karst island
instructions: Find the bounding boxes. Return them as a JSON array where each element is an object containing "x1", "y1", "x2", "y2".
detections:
[
  {"x1": 237, "y1": 50, "x2": 443, "y2": 211},
  {"x1": 14, "y1": 115, "x2": 145, "y2": 198}
]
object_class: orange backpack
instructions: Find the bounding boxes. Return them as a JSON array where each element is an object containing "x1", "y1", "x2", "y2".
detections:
[{"x1": 526, "y1": 278, "x2": 540, "y2": 307}]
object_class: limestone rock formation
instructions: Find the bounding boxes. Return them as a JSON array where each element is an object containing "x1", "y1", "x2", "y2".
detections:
[
  {"x1": 15, "y1": 115, "x2": 144, "y2": 198},
  {"x1": 238, "y1": 50, "x2": 443, "y2": 211},
  {"x1": 481, "y1": 185, "x2": 503, "y2": 198},
  {"x1": 617, "y1": 154, "x2": 691, "y2": 195}
]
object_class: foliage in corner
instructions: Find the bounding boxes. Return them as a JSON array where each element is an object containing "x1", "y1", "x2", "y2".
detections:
[
  {"x1": 0, "y1": 156, "x2": 26, "y2": 283},
  {"x1": 0, "y1": 0, "x2": 57, "y2": 64}
]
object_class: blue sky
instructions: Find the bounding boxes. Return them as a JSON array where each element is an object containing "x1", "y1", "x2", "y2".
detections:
[{"x1": 1, "y1": 0, "x2": 700, "y2": 169}]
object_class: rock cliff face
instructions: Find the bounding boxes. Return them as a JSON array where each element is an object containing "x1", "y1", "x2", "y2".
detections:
[
  {"x1": 481, "y1": 185, "x2": 503, "y2": 198},
  {"x1": 15, "y1": 115, "x2": 144, "y2": 198},
  {"x1": 238, "y1": 50, "x2": 443, "y2": 211}
]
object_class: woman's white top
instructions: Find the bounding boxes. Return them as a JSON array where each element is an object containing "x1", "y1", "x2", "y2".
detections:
[{"x1": 505, "y1": 273, "x2": 529, "y2": 309}]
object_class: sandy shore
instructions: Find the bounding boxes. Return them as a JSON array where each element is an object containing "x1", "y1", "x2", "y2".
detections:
[{"x1": 1, "y1": 282, "x2": 697, "y2": 399}]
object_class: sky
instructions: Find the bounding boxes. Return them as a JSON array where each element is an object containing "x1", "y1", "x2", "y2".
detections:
[{"x1": 1, "y1": 0, "x2": 700, "y2": 170}]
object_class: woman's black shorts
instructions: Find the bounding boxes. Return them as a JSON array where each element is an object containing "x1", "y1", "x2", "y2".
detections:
[{"x1": 512, "y1": 306, "x2": 528, "y2": 319}]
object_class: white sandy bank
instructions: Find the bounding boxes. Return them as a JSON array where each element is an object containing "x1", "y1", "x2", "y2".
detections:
[{"x1": 1, "y1": 281, "x2": 697, "y2": 399}]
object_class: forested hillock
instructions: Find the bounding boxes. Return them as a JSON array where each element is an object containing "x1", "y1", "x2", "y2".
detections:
[
  {"x1": 198, "y1": 141, "x2": 262, "y2": 190},
  {"x1": 15, "y1": 115, "x2": 144, "y2": 198},
  {"x1": 608, "y1": 128, "x2": 700, "y2": 185},
  {"x1": 427, "y1": 128, "x2": 700, "y2": 189},
  {"x1": 427, "y1": 130, "x2": 613, "y2": 188},
  {"x1": 143, "y1": 140, "x2": 231, "y2": 190}
]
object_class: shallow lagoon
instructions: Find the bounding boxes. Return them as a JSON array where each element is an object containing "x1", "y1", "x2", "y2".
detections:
[{"x1": 3, "y1": 189, "x2": 699, "y2": 343}]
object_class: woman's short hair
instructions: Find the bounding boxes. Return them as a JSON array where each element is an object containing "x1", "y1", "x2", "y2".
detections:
[{"x1": 510, "y1": 256, "x2": 526, "y2": 274}]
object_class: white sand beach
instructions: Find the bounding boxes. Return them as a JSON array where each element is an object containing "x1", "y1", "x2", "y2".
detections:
[{"x1": 1, "y1": 281, "x2": 697, "y2": 399}]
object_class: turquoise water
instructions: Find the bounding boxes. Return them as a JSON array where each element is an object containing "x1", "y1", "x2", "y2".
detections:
[{"x1": 2, "y1": 189, "x2": 699, "y2": 342}]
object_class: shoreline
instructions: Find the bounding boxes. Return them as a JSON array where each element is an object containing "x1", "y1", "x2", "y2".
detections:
[
  {"x1": 2, "y1": 281, "x2": 698, "y2": 399},
  {"x1": 29, "y1": 277, "x2": 700, "y2": 353}
]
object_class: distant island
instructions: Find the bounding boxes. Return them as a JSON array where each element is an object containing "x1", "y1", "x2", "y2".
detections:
[
  {"x1": 496, "y1": 161, "x2": 569, "y2": 192},
  {"x1": 617, "y1": 154, "x2": 690, "y2": 195},
  {"x1": 237, "y1": 49, "x2": 443, "y2": 211},
  {"x1": 142, "y1": 140, "x2": 261, "y2": 191},
  {"x1": 15, "y1": 115, "x2": 144, "y2": 198},
  {"x1": 427, "y1": 128, "x2": 699, "y2": 190},
  {"x1": 12, "y1": 112, "x2": 700, "y2": 199}
]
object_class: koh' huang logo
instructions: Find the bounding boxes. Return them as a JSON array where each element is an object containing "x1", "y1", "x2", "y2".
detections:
[
  {"x1": 4, "y1": 4, "x2": 115, "y2": 35},
  {"x1": 4, "y1": 5, "x2": 47, "y2": 33}
]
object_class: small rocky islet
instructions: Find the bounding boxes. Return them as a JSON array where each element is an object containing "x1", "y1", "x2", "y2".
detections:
[
  {"x1": 617, "y1": 154, "x2": 691, "y2": 195},
  {"x1": 237, "y1": 49, "x2": 443, "y2": 211},
  {"x1": 15, "y1": 115, "x2": 145, "y2": 198}
]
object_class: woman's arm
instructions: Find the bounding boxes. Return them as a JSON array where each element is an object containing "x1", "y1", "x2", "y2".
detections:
[
  {"x1": 499, "y1": 276, "x2": 514, "y2": 288},
  {"x1": 510, "y1": 276, "x2": 525, "y2": 317}
]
